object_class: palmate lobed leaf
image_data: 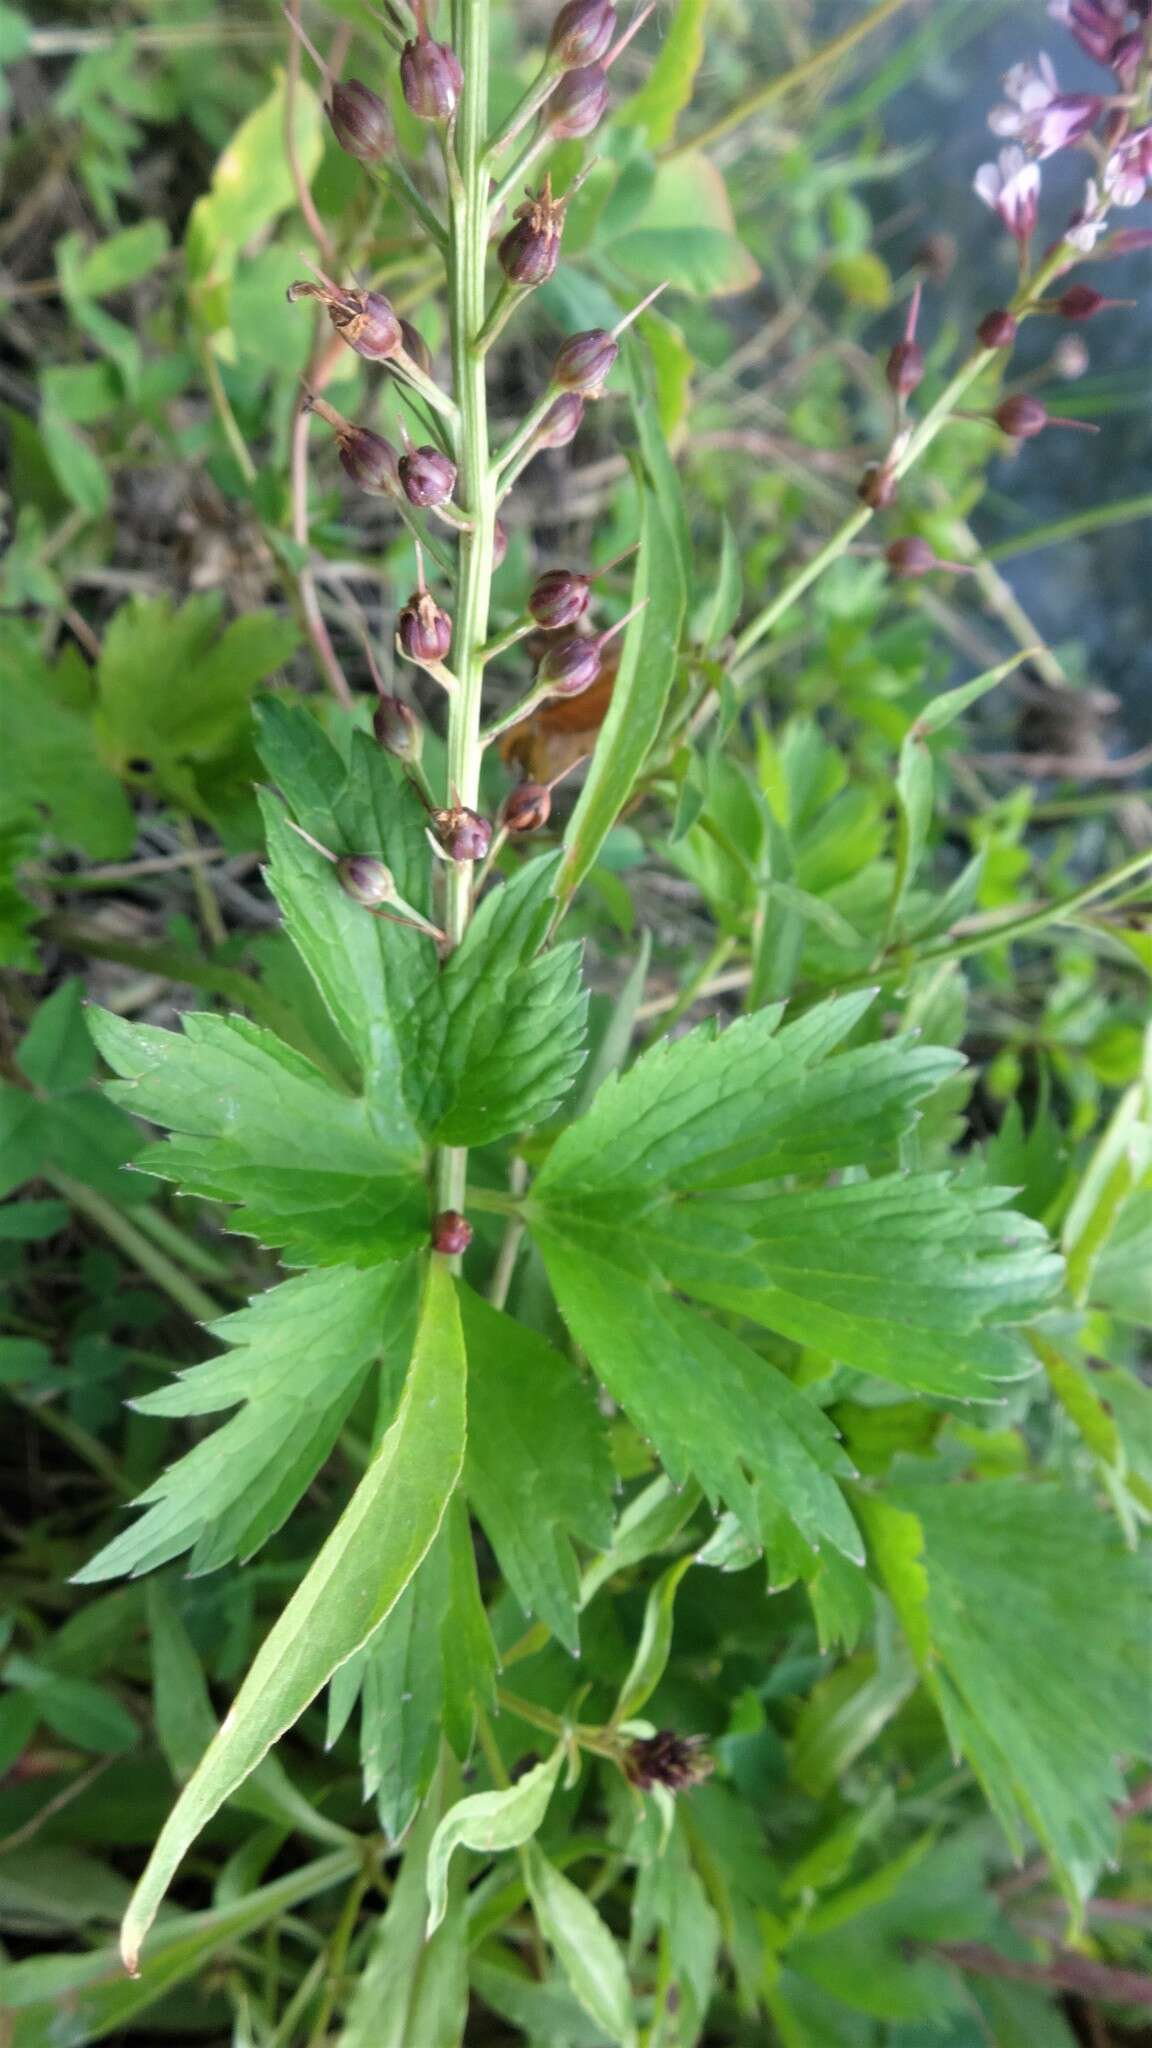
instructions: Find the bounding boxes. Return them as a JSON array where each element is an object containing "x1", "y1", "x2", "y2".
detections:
[{"x1": 75, "y1": 1263, "x2": 415, "y2": 1581}]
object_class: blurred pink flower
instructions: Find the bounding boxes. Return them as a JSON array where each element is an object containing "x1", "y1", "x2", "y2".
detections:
[
  {"x1": 1048, "y1": 0, "x2": 1128, "y2": 67},
  {"x1": 974, "y1": 147, "x2": 1042, "y2": 242},
  {"x1": 1104, "y1": 125, "x2": 1152, "y2": 205},
  {"x1": 988, "y1": 54, "x2": 1103, "y2": 157}
]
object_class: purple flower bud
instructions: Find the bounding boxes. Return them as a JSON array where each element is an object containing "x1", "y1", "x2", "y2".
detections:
[
  {"x1": 1107, "y1": 226, "x2": 1152, "y2": 255},
  {"x1": 398, "y1": 589, "x2": 453, "y2": 664},
  {"x1": 529, "y1": 567, "x2": 591, "y2": 629},
  {"x1": 1056, "y1": 284, "x2": 1110, "y2": 319},
  {"x1": 1111, "y1": 28, "x2": 1144, "y2": 87},
  {"x1": 546, "y1": 63, "x2": 609, "y2": 139},
  {"x1": 622, "y1": 1729, "x2": 713, "y2": 1793},
  {"x1": 400, "y1": 443, "x2": 458, "y2": 508},
  {"x1": 548, "y1": 0, "x2": 616, "y2": 67},
  {"x1": 502, "y1": 782, "x2": 553, "y2": 833},
  {"x1": 885, "y1": 536, "x2": 937, "y2": 579},
  {"x1": 553, "y1": 327, "x2": 619, "y2": 396},
  {"x1": 885, "y1": 340, "x2": 924, "y2": 398},
  {"x1": 976, "y1": 307, "x2": 1018, "y2": 349},
  {"x1": 328, "y1": 78, "x2": 394, "y2": 163},
  {"x1": 537, "y1": 393, "x2": 585, "y2": 448},
  {"x1": 537, "y1": 634, "x2": 603, "y2": 696},
  {"x1": 400, "y1": 18, "x2": 463, "y2": 120},
  {"x1": 337, "y1": 855, "x2": 396, "y2": 907},
  {"x1": 498, "y1": 177, "x2": 569, "y2": 286},
  {"x1": 432, "y1": 1209, "x2": 472, "y2": 1254},
  {"x1": 338, "y1": 424, "x2": 401, "y2": 496},
  {"x1": 399, "y1": 318, "x2": 434, "y2": 376},
  {"x1": 994, "y1": 394, "x2": 1049, "y2": 439},
  {"x1": 287, "y1": 275, "x2": 402, "y2": 362},
  {"x1": 373, "y1": 693, "x2": 423, "y2": 762},
  {"x1": 433, "y1": 807, "x2": 492, "y2": 861}
]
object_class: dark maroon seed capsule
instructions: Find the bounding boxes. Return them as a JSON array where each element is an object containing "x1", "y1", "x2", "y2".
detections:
[
  {"x1": 432, "y1": 1209, "x2": 472, "y2": 1255},
  {"x1": 372, "y1": 694, "x2": 423, "y2": 762},
  {"x1": 1057, "y1": 285, "x2": 1106, "y2": 320},
  {"x1": 538, "y1": 635, "x2": 602, "y2": 696},
  {"x1": 537, "y1": 394, "x2": 585, "y2": 448},
  {"x1": 857, "y1": 462, "x2": 898, "y2": 510},
  {"x1": 977, "y1": 308, "x2": 1018, "y2": 350},
  {"x1": 400, "y1": 30, "x2": 463, "y2": 120},
  {"x1": 337, "y1": 855, "x2": 395, "y2": 907},
  {"x1": 436, "y1": 808, "x2": 492, "y2": 861},
  {"x1": 399, "y1": 444, "x2": 458, "y2": 508},
  {"x1": 288, "y1": 279, "x2": 404, "y2": 363},
  {"x1": 529, "y1": 567, "x2": 591, "y2": 629},
  {"x1": 548, "y1": 0, "x2": 616, "y2": 67},
  {"x1": 398, "y1": 591, "x2": 453, "y2": 664},
  {"x1": 337, "y1": 425, "x2": 401, "y2": 497},
  {"x1": 328, "y1": 78, "x2": 393, "y2": 163},
  {"x1": 502, "y1": 782, "x2": 553, "y2": 834},
  {"x1": 546, "y1": 63, "x2": 609, "y2": 139},
  {"x1": 553, "y1": 327, "x2": 619, "y2": 396},
  {"x1": 885, "y1": 536, "x2": 937, "y2": 580},
  {"x1": 499, "y1": 215, "x2": 561, "y2": 286},
  {"x1": 994, "y1": 394, "x2": 1049, "y2": 439},
  {"x1": 885, "y1": 339, "x2": 924, "y2": 398}
]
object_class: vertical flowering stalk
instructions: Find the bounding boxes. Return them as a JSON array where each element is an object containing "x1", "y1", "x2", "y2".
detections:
[{"x1": 435, "y1": 0, "x2": 498, "y2": 1230}]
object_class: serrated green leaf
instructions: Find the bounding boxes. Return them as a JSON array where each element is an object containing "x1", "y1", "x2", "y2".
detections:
[
  {"x1": 532, "y1": 1224, "x2": 861, "y2": 1554},
  {"x1": 863, "y1": 1481, "x2": 1152, "y2": 1904},
  {"x1": 535, "y1": 993, "x2": 954, "y2": 1196},
  {"x1": 523, "y1": 1843, "x2": 637, "y2": 2048},
  {"x1": 0, "y1": 624, "x2": 134, "y2": 859},
  {"x1": 94, "y1": 594, "x2": 298, "y2": 805},
  {"x1": 88, "y1": 1007, "x2": 426, "y2": 1265},
  {"x1": 408, "y1": 855, "x2": 587, "y2": 1144},
  {"x1": 644, "y1": 1176, "x2": 1059, "y2": 1400},
  {"x1": 118, "y1": 1257, "x2": 466, "y2": 1972},
  {"x1": 425, "y1": 1746, "x2": 565, "y2": 1936},
  {"x1": 77, "y1": 1262, "x2": 413, "y2": 1581},
  {"x1": 460, "y1": 1285, "x2": 614, "y2": 1652}
]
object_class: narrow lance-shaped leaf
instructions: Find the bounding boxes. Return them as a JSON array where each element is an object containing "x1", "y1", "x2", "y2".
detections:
[
  {"x1": 524, "y1": 1842, "x2": 638, "y2": 2048},
  {"x1": 119, "y1": 1257, "x2": 467, "y2": 1974}
]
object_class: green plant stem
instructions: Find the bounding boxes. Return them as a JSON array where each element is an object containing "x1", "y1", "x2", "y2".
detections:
[
  {"x1": 496, "y1": 1687, "x2": 619, "y2": 1763},
  {"x1": 49, "y1": 1174, "x2": 221, "y2": 1324},
  {"x1": 492, "y1": 384, "x2": 557, "y2": 477},
  {"x1": 983, "y1": 492, "x2": 1152, "y2": 563},
  {"x1": 435, "y1": 0, "x2": 498, "y2": 1232},
  {"x1": 672, "y1": 0, "x2": 918, "y2": 159}
]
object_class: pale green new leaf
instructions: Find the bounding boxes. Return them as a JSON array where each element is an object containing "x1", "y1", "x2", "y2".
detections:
[
  {"x1": 524, "y1": 1843, "x2": 637, "y2": 2048},
  {"x1": 425, "y1": 1746, "x2": 565, "y2": 1935},
  {"x1": 118, "y1": 1258, "x2": 466, "y2": 1973},
  {"x1": 613, "y1": 1555, "x2": 695, "y2": 1723},
  {"x1": 76, "y1": 1263, "x2": 414, "y2": 1580},
  {"x1": 864, "y1": 1481, "x2": 1152, "y2": 1904},
  {"x1": 460, "y1": 1284, "x2": 614, "y2": 1652}
]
